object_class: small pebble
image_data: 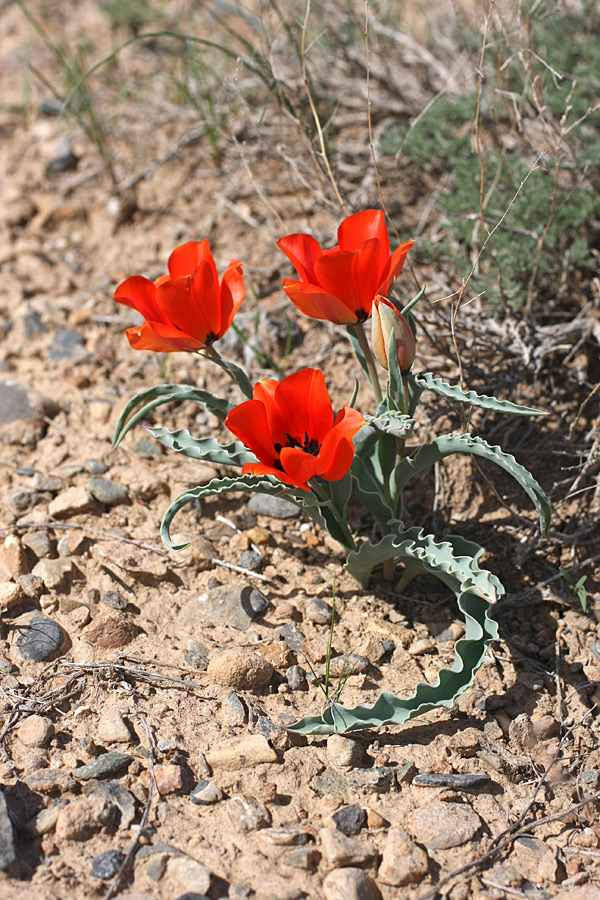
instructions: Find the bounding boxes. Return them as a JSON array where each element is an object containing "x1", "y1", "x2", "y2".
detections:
[
  {"x1": 322, "y1": 866, "x2": 380, "y2": 900},
  {"x1": 226, "y1": 796, "x2": 271, "y2": 833},
  {"x1": 101, "y1": 590, "x2": 128, "y2": 610},
  {"x1": 327, "y1": 734, "x2": 364, "y2": 768},
  {"x1": 239, "y1": 550, "x2": 265, "y2": 571},
  {"x1": 286, "y1": 665, "x2": 307, "y2": 690},
  {"x1": 190, "y1": 780, "x2": 223, "y2": 806},
  {"x1": 86, "y1": 459, "x2": 109, "y2": 475},
  {"x1": 14, "y1": 613, "x2": 66, "y2": 661},
  {"x1": 413, "y1": 773, "x2": 492, "y2": 790},
  {"x1": 16, "y1": 714, "x2": 54, "y2": 748},
  {"x1": 346, "y1": 767, "x2": 394, "y2": 793},
  {"x1": 89, "y1": 477, "x2": 129, "y2": 506},
  {"x1": 263, "y1": 827, "x2": 309, "y2": 846},
  {"x1": 306, "y1": 598, "x2": 333, "y2": 624},
  {"x1": 248, "y1": 494, "x2": 299, "y2": 518},
  {"x1": 329, "y1": 805, "x2": 366, "y2": 836},
  {"x1": 276, "y1": 624, "x2": 305, "y2": 650},
  {"x1": 379, "y1": 828, "x2": 429, "y2": 887},
  {"x1": 91, "y1": 849, "x2": 125, "y2": 880},
  {"x1": 73, "y1": 752, "x2": 132, "y2": 781}
]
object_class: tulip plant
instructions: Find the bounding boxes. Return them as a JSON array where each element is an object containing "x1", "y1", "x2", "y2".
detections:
[{"x1": 113, "y1": 210, "x2": 550, "y2": 735}]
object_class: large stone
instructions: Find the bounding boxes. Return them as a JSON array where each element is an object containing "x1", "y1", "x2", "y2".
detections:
[
  {"x1": 181, "y1": 584, "x2": 270, "y2": 632},
  {"x1": 16, "y1": 714, "x2": 54, "y2": 748},
  {"x1": 83, "y1": 610, "x2": 138, "y2": 648},
  {"x1": 248, "y1": 494, "x2": 299, "y2": 518},
  {"x1": 407, "y1": 802, "x2": 482, "y2": 851},
  {"x1": 205, "y1": 734, "x2": 278, "y2": 770},
  {"x1": 226, "y1": 796, "x2": 271, "y2": 833},
  {"x1": 48, "y1": 487, "x2": 95, "y2": 519},
  {"x1": 31, "y1": 557, "x2": 73, "y2": 591},
  {"x1": 97, "y1": 705, "x2": 133, "y2": 743},
  {"x1": 208, "y1": 648, "x2": 273, "y2": 691},
  {"x1": 378, "y1": 828, "x2": 429, "y2": 886},
  {"x1": 14, "y1": 612, "x2": 67, "y2": 661},
  {"x1": 0, "y1": 379, "x2": 59, "y2": 445}
]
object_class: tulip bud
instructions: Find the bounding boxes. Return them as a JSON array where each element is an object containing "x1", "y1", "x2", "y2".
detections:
[{"x1": 371, "y1": 296, "x2": 416, "y2": 373}]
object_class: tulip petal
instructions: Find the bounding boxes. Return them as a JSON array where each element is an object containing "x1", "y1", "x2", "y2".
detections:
[
  {"x1": 225, "y1": 400, "x2": 277, "y2": 468},
  {"x1": 167, "y1": 239, "x2": 214, "y2": 278},
  {"x1": 241, "y1": 462, "x2": 309, "y2": 491},
  {"x1": 337, "y1": 209, "x2": 389, "y2": 257},
  {"x1": 274, "y1": 369, "x2": 334, "y2": 445},
  {"x1": 125, "y1": 321, "x2": 204, "y2": 352},
  {"x1": 277, "y1": 233, "x2": 323, "y2": 283},
  {"x1": 315, "y1": 240, "x2": 384, "y2": 319},
  {"x1": 316, "y1": 433, "x2": 355, "y2": 482},
  {"x1": 218, "y1": 259, "x2": 245, "y2": 336},
  {"x1": 378, "y1": 239, "x2": 414, "y2": 296},
  {"x1": 279, "y1": 446, "x2": 320, "y2": 484},
  {"x1": 282, "y1": 281, "x2": 359, "y2": 324},
  {"x1": 114, "y1": 276, "x2": 163, "y2": 322}
]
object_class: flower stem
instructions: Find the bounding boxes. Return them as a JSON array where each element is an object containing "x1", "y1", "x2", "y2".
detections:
[{"x1": 354, "y1": 322, "x2": 383, "y2": 405}]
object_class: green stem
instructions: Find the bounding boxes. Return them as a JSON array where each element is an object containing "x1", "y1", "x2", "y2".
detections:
[
  {"x1": 383, "y1": 557, "x2": 396, "y2": 581},
  {"x1": 354, "y1": 322, "x2": 383, "y2": 405}
]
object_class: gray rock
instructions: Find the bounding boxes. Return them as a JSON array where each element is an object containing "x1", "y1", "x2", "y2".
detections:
[
  {"x1": 248, "y1": 494, "x2": 299, "y2": 518},
  {"x1": 322, "y1": 867, "x2": 381, "y2": 900},
  {"x1": 257, "y1": 716, "x2": 283, "y2": 740},
  {"x1": 413, "y1": 773, "x2": 492, "y2": 790},
  {"x1": 86, "y1": 459, "x2": 109, "y2": 475},
  {"x1": 21, "y1": 530, "x2": 53, "y2": 559},
  {"x1": 0, "y1": 379, "x2": 59, "y2": 445},
  {"x1": 226, "y1": 796, "x2": 271, "y2": 832},
  {"x1": 281, "y1": 846, "x2": 320, "y2": 870},
  {"x1": 24, "y1": 769, "x2": 76, "y2": 794},
  {"x1": 276, "y1": 623, "x2": 304, "y2": 650},
  {"x1": 239, "y1": 550, "x2": 265, "y2": 571},
  {"x1": 346, "y1": 767, "x2": 393, "y2": 793},
  {"x1": 91, "y1": 849, "x2": 124, "y2": 880},
  {"x1": 92, "y1": 781, "x2": 136, "y2": 828},
  {"x1": 306, "y1": 598, "x2": 334, "y2": 624},
  {"x1": 183, "y1": 585, "x2": 269, "y2": 632},
  {"x1": 329, "y1": 653, "x2": 370, "y2": 676},
  {"x1": 21, "y1": 312, "x2": 47, "y2": 340},
  {"x1": 330, "y1": 805, "x2": 366, "y2": 836},
  {"x1": 0, "y1": 790, "x2": 16, "y2": 870},
  {"x1": 102, "y1": 591, "x2": 128, "y2": 610},
  {"x1": 408, "y1": 802, "x2": 482, "y2": 850},
  {"x1": 49, "y1": 328, "x2": 86, "y2": 361},
  {"x1": 8, "y1": 487, "x2": 41, "y2": 511},
  {"x1": 185, "y1": 639, "x2": 209, "y2": 670},
  {"x1": 310, "y1": 768, "x2": 350, "y2": 802},
  {"x1": 15, "y1": 613, "x2": 66, "y2": 661},
  {"x1": 31, "y1": 558, "x2": 73, "y2": 591},
  {"x1": 264, "y1": 827, "x2": 309, "y2": 846},
  {"x1": 286, "y1": 665, "x2": 307, "y2": 690},
  {"x1": 32, "y1": 472, "x2": 62, "y2": 493},
  {"x1": 132, "y1": 438, "x2": 163, "y2": 458},
  {"x1": 73, "y1": 752, "x2": 132, "y2": 781},
  {"x1": 190, "y1": 780, "x2": 223, "y2": 806},
  {"x1": 89, "y1": 477, "x2": 129, "y2": 506},
  {"x1": 223, "y1": 692, "x2": 246, "y2": 725}
]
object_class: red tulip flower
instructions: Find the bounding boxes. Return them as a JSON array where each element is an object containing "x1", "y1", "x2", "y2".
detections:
[
  {"x1": 114, "y1": 240, "x2": 244, "y2": 352},
  {"x1": 277, "y1": 209, "x2": 413, "y2": 325},
  {"x1": 225, "y1": 368, "x2": 365, "y2": 491}
]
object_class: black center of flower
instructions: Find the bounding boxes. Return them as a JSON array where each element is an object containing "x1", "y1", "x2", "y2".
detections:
[
  {"x1": 355, "y1": 309, "x2": 369, "y2": 323},
  {"x1": 273, "y1": 431, "x2": 321, "y2": 464},
  {"x1": 205, "y1": 331, "x2": 219, "y2": 345}
]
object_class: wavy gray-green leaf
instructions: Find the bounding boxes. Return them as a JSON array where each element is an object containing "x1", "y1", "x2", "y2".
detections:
[
  {"x1": 161, "y1": 473, "x2": 325, "y2": 551},
  {"x1": 412, "y1": 372, "x2": 547, "y2": 417},
  {"x1": 393, "y1": 432, "x2": 551, "y2": 535},
  {"x1": 288, "y1": 527, "x2": 500, "y2": 734},
  {"x1": 363, "y1": 411, "x2": 415, "y2": 438},
  {"x1": 113, "y1": 384, "x2": 233, "y2": 447},
  {"x1": 147, "y1": 427, "x2": 257, "y2": 467}
]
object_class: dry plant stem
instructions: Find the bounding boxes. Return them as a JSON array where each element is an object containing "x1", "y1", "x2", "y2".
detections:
[
  {"x1": 300, "y1": 0, "x2": 346, "y2": 211},
  {"x1": 353, "y1": 321, "x2": 382, "y2": 404}
]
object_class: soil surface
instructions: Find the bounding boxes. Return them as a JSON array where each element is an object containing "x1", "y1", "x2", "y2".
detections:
[{"x1": 0, "y1": 3, "x2": 599, "y2": 900}]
